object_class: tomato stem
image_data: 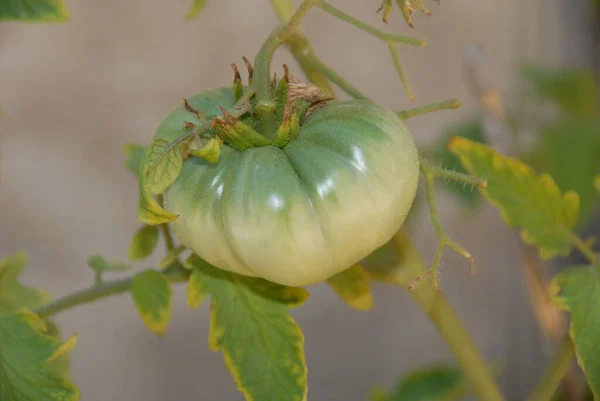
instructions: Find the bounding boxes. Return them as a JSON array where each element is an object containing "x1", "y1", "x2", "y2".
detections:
[
  {"x1": 397, "y1": 98, "x2": 460, "y2": 120},
  {"x1": 388, "y1": 41, "x2": 415, "y2": 101},
  {"x1": 304, "y1": 55, "x2": 370, "y2": 100},
  {"x1": 314, "y1": 0, "x2": 426, "y2": 46}
]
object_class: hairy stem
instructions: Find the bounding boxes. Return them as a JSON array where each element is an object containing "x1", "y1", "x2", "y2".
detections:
[
  {"x1": 526, "y1": 339, "x2": 575, "y2": 401},
  {"x1": 388, "y1": 231, "x2": 505, "y2": 401},
  {"x1": 398, "y1": 98, "x2": 461, "y2": 120},
  {"x1": 34, "y1": 268, "x2": 189, "y2": 319},
  {"x1": 568, "y1": 231, "x2": 597, "y2": 264},
  {"x1": 268, "y1": 0, "x2": 334, "y2": 95},
  {"x1": 314, "y1": 0, "x2": 425, "y2": 46}
]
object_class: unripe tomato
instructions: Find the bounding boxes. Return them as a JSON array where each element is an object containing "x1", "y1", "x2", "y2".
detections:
[{"x1": 152, "y1": 87, "x2": 419, "y2": 286}]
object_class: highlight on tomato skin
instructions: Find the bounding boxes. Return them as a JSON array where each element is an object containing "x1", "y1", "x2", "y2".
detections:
[{"x1": 146, "y1": 74, "x2": 420, "y2": 287}]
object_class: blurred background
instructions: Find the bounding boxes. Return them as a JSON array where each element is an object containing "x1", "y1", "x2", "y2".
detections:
[{"x1": 1, "y1": 0, "x2": 599, "y2": 400}]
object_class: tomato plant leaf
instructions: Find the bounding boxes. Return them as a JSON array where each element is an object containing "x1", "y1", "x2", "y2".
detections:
[
  {"x1": 146, "y1": 139, "x2": 187, "y2": 195},
  {"x1": 44, "y1": 320, "x2": 72, "y2": 380},
  {"x1": 429, "y1": 118, "x2": 487, "y2": 209},
  {"x1": 159, "y1": 244, "x2": 187, "y2": 268},
  {"x1": 185, "y1": 255, "x2": 308, "y2": 401},
  {"x1": 0, "y1": 251, "x2": 50, "y2": 314},
  {"x1": 137, "y1": 156, "x2": 179, "y2": 225},
  {"x1": 0, "y1": 311, "x2": 79, "y2": 401},
  {"x1": 128, "y1": 225, "x2": 159, "y2": 261},
  {"x1": 87, "y1": 255, "x2": 129, "y2": 273},
  {"x1": 520, "y1": 65, "x2": 598, "y2": 117},
  {"x1": 449, "y1": 137, "x2": 580, "y2": 259},
  {"x1": 0, "y1": 0, "x2": 69, "y2": 23},
  {"x1": 130, "y1": 270, "x2": 172, "y2": 336},
  {"x1": 186, "y1": 0, "x2": 207, "y2": 20},
  {"x1": 124, "y1": 143, "x2": 146, "y2": 177},
  {"x1": 372, "y1": 365, "x2": 467, "y2": 401},
  {"x1": 522, "y1": 118, "x2": 600, "y2": 227},
  {"x1": 551, "y1": 265, "x2": 600, "y2": 399},
  {"x1": 364, "y1": 230, "x2": 418, "y2": 287},
  {"x1": 326, "y1": 264, "x2": 373, "y2": 311}
]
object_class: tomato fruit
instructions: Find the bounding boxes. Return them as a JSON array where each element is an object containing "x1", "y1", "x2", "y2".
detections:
[{"x1": 146, "y1": 76, "x2": 419, "y2": 286}]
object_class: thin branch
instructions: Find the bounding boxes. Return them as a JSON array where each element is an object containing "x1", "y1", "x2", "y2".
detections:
[
  {"x1": 315, "y1": 0, "x2": 426, "y2": 46},
  {"x1": 307, "y1": 55, "x2": 371, "y2": 100},
  {"x1": 398, "y1": 98, "x2": 461, "y2": 120},
  {"x1": 526, "y1": 339, "x2": 575, "y2": 401},
  {"x1": 388, "y1": 42, "x2": 414, "y2": 100}
]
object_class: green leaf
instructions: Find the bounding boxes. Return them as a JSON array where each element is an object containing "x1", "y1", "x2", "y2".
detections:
[
  {"x1": 130, "y1": 270, "x2": 172, "y2": 336},
  {"x1": 552, "y1": 265, "x2": 600, "y2": 399},
  {"x1": 595, "y1": 175, "x2": 600, "y2": 193},
  {"x1": 124, "y1": 143, "x2": 146, "y2": 177},
  {"x1": 44, "y1": 320, "x2": 72, "y2": 380},
  {"x1": 376, "y1": 365, "x2": 467, "y2": 401},
  {"x1": 146, "y1": 137, "x2": 193, "y2": 195},
  {"x1": 137, "y1": 156, "x2": 179, "y2": 225},
  {"x1": 449, "y1": 137, "x2": 580, "y2": 259},
  {"x1": 0, "y1": 311, "x2": 79, "y2": 401},
  {"x1": 87, "y1": 255, "x2": 129, "y2": 273},
  {"x1": 186, "y1": 0, "x2": 207, "y2": 20},
  {"x1": 326, "y1": 264, "x2": 373, "y2": 311},
  {"x1": 0, "y1": 251, "x2": 50, "y2": 314},
  {"x1": 521, "y1": 65, "x2": 598, "y2": 116},
  {"x1": 128, "y1": 225, "x2": 159, "y2": 260},
  {"x1": 189, "y1": 136, "x2": 222, "y2": 163},
  {"x1": 185, "y1": 255, "x2": 308, "y2": 401},
  {"x1": 0, "y1": 0, "x2": 69, "y2": 23},
  {"x1": 522, "y1": 118, "x2": 600, "y2": 227},
  {"x1": 430, "y1": 118, "x2": 487, "y2": 208}
]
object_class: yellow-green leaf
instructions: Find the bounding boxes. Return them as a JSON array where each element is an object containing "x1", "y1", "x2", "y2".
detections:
[
  {"x1": 551, "y1": 265, "x2": 600, "y2": 399},
  {"x1": 137, "y1": 157, "x2": 178, "y2": 225},
  {"x1": 0, "y1": 251, "x2": 50, "y2": 314},
  {"x1": 0, "y1": 0, "x2": 69, "y2": 23},
  {"x1": 185, "y1": 255, "x2": 308, "y2": 401},
  {"x1": 449, "y1": 137, "x2": 579, "y2": 259},
  {"x1": 124, "y1": 143, "x2": 146, "y2": 177},
  {"x1": 595, "y1": 175, "x2": 600, "y2": 192},
  {"x1": 130, "y1": 270, "x2": 172, "y2": 336},
  {"x1": 0, "y1": 311, "x2": 79, "y2": 401},
  {"x1": 186, "y1": 0, "x2": 207, "y2": 20},
  {"x1": 146, "y1": 139, "x2": 185, "y2": 195},
  {"x1": 128, "y1": 225, "x2": 159, "y2": 260},
  {"x1": 189, "y1": 136, "x2": 222, "y2": 163},
  {"x1": 327, "y1": 264, "x2": 373, "y2": 311},
  {"x1": 364, "y1": 230, "x2": 418, "y2": 287}
]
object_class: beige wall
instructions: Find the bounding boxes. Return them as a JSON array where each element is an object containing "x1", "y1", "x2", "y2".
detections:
[{"x1": 0, "y1": 0, "x2": 592, "y2": 400}]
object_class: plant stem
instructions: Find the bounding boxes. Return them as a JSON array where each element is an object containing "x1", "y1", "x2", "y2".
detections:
[
  {"x1": 253, "y1": 0, "x2": 315, "y2": 105},
  {"x1": 306, "y1": 55, "x2": 370, "y2": 100},
  {"x1": 388, "y1": 42, "x2": 414, "y2": 100},
  {"x1": 34, "y1": 268, "x2": 189, "y2": 319},
  {"x1": 526, "y1": 339, "x2": 575, "y2": 401},
  {"x1": 388, "y1": 231, "x2": 505, "y2": 401},
  {"x1": 269, "y1": 0, "x2": 334, "y2": 95},
  {"x1": 398, "y1": 98, "x2": 461, "y2": 120},
  {"x1": 568, "y1": 231, "x2": 597, "y2": 264},
  {"x1": 420, "y1": 157, "x2": 487, "y2": 189},
  {"x1": 314, "y1": 0, "x2": 425, "y2": 46}
]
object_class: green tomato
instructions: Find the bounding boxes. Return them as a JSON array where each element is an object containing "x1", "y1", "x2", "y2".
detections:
[{"x1": 155, "y1": 88, "x2": 419, "y2": 286}]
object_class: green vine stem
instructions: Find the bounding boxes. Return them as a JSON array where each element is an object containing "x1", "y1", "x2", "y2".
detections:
[
  {"x1": 388, "y1": 42, "x2": 414, "y2": 100},
  {"x1": 267, "y1": 0, "x2": 334, "y2": 95},
  {"x1": 568, "y1": 231, "x2": 597, "y2": 264},
  {"x1": 398, "y1": 98, "x2": 461, "y2": 120},
  {"x1": 33, "y1": 267, "x2": 189, "y2": 319},
  {"x1": 388, "y1": 231, "x2": 505, "y2": 401},
  {"x1": 307, "y1": 55, "x2": 370, "y2": 100},
  {"x1": 526, "y1": 339, "x2": 576, "y2": 401}
]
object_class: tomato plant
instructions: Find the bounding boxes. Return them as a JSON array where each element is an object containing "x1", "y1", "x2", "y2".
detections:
[{"x1": 1, "y1": 1, "x2": 599, "y2": 401}]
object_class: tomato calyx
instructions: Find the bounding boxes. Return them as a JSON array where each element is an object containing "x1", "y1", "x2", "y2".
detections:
[{"x1": 205, "y1": 60, "x2": 330, "y2": 152}]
